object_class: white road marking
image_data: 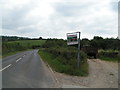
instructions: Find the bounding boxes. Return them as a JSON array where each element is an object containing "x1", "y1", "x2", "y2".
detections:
[
  {"x1": 16, "y1": 58, "x2": 22, "y2": 62},
  {"x1": 0, "y1": 64, "x2": 12, "y2": 72},
  {"x1": 23, "y1": 55, "x2": 25, "y2": 57}
]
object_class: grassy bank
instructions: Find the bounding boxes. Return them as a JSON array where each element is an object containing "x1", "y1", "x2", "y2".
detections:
[
  {"x1": 99, "y1": 56, "x2": 120, "y2": 62},
  {"x1": 2, "y1": 49, "x2": 33, "y2": 58},
  {"x1": 98, "y1": 50, "x2": 120, "y2": 62},
  {"x1": 38, "y1": 49, "x2": 89, "y2": 76},
  {"x1": 2, "y1": 40, "x2": 46, "y2": 57},
  {"x1": 7, "y1": 40, "x2": 46, "y2": 47}
]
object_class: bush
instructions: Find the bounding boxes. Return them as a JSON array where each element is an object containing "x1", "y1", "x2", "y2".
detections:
[
  {"x1": 117, "y1": 52, "x2": 120, "y2": 62},
  {"x1": 98, "y1": 51, "x2": 119, "y2": 62},
  {"x1": 39, "y1": 49, "x2": 88, "y2": 76},
  {"x1": 39, "y1": 39, "x2": 88, "y2": 76}
]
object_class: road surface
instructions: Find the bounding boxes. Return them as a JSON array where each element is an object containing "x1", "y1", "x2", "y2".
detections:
[{"x1": 2, "y1": 50, "x2": 56, "y2": 88}]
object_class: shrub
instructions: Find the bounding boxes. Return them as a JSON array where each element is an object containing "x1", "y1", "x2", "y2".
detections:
[
  {"x1": 117, "y1": 52, "x2": 120, "y2": 62},
  {"x1": 39, "y1": 39, "x2": 88, "y2": 76},
  {"x1": 43, "y1": 46, "x2": 87, "y2": 69},
  {"x1": 98, "y1": 51, "x2": 119, "y2": 62},
  {"x1": 39, "y1": 49, "x2": 88, "y2": 76}
]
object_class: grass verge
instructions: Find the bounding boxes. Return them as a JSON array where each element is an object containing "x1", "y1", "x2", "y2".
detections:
[
  {"x1": 2, "y1": 49, "x2": 32, "y2": 58},
  {"x1": 99, "y1": 56, "x2": 120, "y2": 62},
  {"x1": 2, "y1": 40, "x2": 46, "y2": 58},
  {"x1": 38, "y1": 49, "x2": 89, "y2": 76}
]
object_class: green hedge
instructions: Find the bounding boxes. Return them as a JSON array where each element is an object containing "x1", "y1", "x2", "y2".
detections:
[
  {"x1": 39, "y1": 39, "x2": 88, "y2": 76},
  {"x1": 39, "y1": 49, "x2": 88, "y2": 76},
  {"x1": 98, "y1": 51, "x2": 120, "y2": 62}
]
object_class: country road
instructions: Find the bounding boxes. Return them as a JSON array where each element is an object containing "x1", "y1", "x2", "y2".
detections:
[{"x1": 2, "y1": 50, "x2": 56, "y2": 88}]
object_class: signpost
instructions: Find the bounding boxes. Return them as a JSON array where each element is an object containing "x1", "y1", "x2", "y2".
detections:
[
  {"x1": 67, "y1": 33, "x2": 78, "y2": 45},
  {"x1": 67, "y1": 32, "x2": 81, "y2": 69}
]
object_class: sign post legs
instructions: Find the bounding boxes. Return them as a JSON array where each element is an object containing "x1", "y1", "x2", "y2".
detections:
[{"x1": 77, "y1": 32, "x2": 80, "y2": 69}]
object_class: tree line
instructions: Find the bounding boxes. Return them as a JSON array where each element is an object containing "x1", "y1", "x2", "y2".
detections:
[
  {"x1": 81, "y1": 36, "x2": 120, "y2": 50},
  {"x1": 1, "y1": 36, "x2": 43, "y2": 42},
  {"x1": 1, "y1": 35, "x2": 120, "y2": 50}
]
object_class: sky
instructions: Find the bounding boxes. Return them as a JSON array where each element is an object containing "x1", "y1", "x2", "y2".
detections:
[{"x1": 1, "y1": 0, "x2": 119, "y2": 39}]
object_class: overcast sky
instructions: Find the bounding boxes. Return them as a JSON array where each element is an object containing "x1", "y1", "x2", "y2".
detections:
[{"x1": 1, "y1": 0, "x2": 119, "y2": 39}]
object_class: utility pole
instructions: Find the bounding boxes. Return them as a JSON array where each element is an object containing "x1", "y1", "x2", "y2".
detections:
[{"x1": 77, "y1": 32, "x2": 80, "y2": 69}]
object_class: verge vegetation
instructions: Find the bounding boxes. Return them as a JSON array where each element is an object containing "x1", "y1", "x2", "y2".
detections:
[
  {"x1": 81, "y1": 37, "x2": 120, "y2": 62},
  {"x1": 98, "y1": 50, "x2": 120, "y2": 62},
  {"x1": 2, "y1": 40, "x2": 46, "y2": 57},
  {"x1": 39, "y1": 39, "x2": 88, "y2": 76},
  {"x1": 2, "y1": 36, "x2": 119, "y2": 77}
]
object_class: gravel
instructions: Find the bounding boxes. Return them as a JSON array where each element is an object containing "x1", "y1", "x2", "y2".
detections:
[{"x1": 54, "y1": 59, "x2": 118, "y2": 88}]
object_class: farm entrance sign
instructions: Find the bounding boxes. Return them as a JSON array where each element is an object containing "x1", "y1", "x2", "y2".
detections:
[
  {"x1": 67, "y1": 33, "x2": 78, "y2": 45},
  {"x1": 66, "y1": 32, "x2": 81, "y2": 69}
]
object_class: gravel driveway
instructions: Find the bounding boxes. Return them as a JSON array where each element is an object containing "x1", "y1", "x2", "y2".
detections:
[{"x1": 54, "y1": 59, "x2": 118, "y2": 88}]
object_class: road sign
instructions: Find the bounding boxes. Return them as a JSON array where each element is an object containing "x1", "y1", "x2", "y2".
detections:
[
  {"x1": 67, "y1": 33, "x2": 78, "y2": 45},
  {"x1": 66, "y1": 32, "x2": 81, "y2": 69}
]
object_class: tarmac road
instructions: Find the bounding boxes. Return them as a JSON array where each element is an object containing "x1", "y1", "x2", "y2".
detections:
[{"x1": 2, "y1": 49, "x2": 56, "y2": 88}]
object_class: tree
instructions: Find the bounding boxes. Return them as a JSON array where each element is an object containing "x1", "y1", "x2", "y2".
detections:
[{"x1": 39, "y1": 37, "x2": 42, "y2": 40}]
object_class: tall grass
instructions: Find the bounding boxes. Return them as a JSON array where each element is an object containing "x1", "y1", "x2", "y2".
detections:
[
  {"x1": 39, "y1": 48, "x2": 88, "y2": 76},
  {"x1": 38, "y1": 39, "x2": 89, "y2": 76}
]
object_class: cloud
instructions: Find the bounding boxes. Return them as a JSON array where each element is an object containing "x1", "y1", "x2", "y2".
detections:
[
  {"x1": 1, "y1": 0, "x2": 119, "y2": 39},
  {"x1": 49, "y1": 0, "x2": 118, "y2": 38}
]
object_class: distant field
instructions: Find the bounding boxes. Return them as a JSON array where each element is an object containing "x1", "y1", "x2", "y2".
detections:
[
  {"x1": 7, "y1": 40, "x2": 46, "y2": 47},
  {"x1": 2, "y1": 40, "x2": 46, "y2": 57}
]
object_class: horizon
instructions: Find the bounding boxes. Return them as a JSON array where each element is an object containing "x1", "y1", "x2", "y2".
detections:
[{"x1": 1, "y1": 35, "x2": 119, "y2": 40}]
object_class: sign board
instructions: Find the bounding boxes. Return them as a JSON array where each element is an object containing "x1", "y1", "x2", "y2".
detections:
[{"x1": 67, "y1": 33, "x2": 78, "y2": 45}]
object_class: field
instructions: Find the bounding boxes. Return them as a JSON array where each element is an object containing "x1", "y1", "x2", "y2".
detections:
[
  {"x1": 2, "y1": 40, "x2": 46, "y2": 57},
  {"x1": 7, "y1": 40, "x2": 46, "y2": 47}
]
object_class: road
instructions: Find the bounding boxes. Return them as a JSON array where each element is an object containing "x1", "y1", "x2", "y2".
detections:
[{"x1": 2, "y1": 50, "x2": 56, "y2": 88}]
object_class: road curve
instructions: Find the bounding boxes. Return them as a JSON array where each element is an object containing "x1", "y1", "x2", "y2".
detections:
[{"x1": 2, "y1": 49, "x2": 56, "y2": 88}]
